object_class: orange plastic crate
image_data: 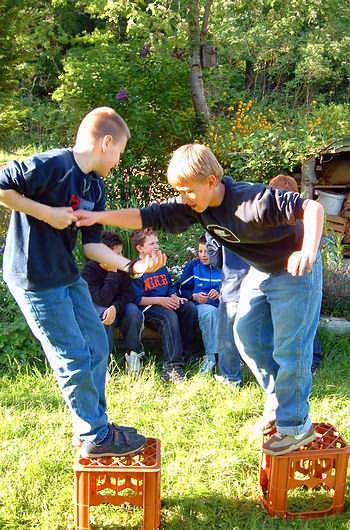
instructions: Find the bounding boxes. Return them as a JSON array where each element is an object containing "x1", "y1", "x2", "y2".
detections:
[
  {"x1": 74, "y1": 438, "x2": 161, "y2": 530},
  {"x1": 260, "y1": 423, "x2": 350, "y2": 518}
]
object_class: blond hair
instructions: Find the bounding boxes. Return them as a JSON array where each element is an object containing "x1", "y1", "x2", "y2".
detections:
[
  {"x1": 167, "y1": 144, "x2": 223, "y2": 185},
  {"x1": 76, "y1": 107, "x2": 130, "y2": 145}
]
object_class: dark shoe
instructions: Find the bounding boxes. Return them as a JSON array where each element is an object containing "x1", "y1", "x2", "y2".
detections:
[
  {"x1": 72, "y1": 423, "x2": 137, "y2": 448},
  {"x1": 80, "y1": 425, "x2": 145, "y2": 457},
  {"x1": 263, "y1": 427, "x2": 316, "y2": 456},
  {"x1": 163, "y1": 366, "x2": 185, "y2": 384}
]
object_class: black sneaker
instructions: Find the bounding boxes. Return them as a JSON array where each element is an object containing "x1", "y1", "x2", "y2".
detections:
[
  {"x1": 72, "y1": 423, "x2": 137, "y2": 447},
  {"x1": 80, "y1": 425, "x2": 146, "y2": 457},
  {"x1": 163, "y1": 366, "x2": 186, "y2": 384}
]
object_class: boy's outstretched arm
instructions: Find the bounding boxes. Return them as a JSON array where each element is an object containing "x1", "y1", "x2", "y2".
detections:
[
  {"x1": 76, "y1": 208, "x2": 142, "y2": 229},
  {"x1": 287, "y1": 200, "x2": 324, "y2": 276},
  {"x1": 84, "y1": 243, "x2": 166, "y2": 275}
]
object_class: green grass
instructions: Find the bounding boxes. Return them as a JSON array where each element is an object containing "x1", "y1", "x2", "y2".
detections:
[{"x1": 0, "y1": 333, "x2": 349, "y2": 530}]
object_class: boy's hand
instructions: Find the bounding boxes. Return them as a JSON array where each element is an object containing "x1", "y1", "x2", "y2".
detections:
[
  {"x1": 46, "y1": 207, "x2": 77, "y2": 230},
  {"x1": 287, "y1": 251, "x2": 316, "y2": 276},
  {"x1": 207, "y1": 289, "x2": 220, "y2": 300},
  {"x1": 133, "y1": 251, "x2": 167, "y2": 275},
  {"x1": 75, "y1": 209, "x2": 101, "y2": 227},
  {"x1": 192, "y1": 292, "x2": 209, "y2": 304},
  {"x1": 158, "y1": 297, "x2": 180, "y2": 310},
  {"x1": 170, "y1": 294, "x2": 186, "y2": 309},
  {"x1": 102, "y1": 305, "x2": 117, "y2": 325}
]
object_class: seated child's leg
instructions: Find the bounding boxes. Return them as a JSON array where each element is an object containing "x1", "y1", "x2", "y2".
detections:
[
  {"x1": 144, "y1": 305, "x2": 184, "y2": 370},
  {"x1": 8, "y1": 278, "x2": 110, "y2": 443},
  {"x1": 92, "y1": 303, "x2": 114, "y2": 353},
  {"x1": 268, "y1": 254, "x2": 322, "y2": 436},
  {"x1": 196, "y1": 304, "x2": 218, "y2": 363},
  {"x1": 118, "y1": 303, "x2": 144, "y2": 354},
  {"x1": 176, "y1": 300, "x2": 200, "y2": 362},
  {"x1": 217, "y1": 301, "x2": 242, "y2": 384}
]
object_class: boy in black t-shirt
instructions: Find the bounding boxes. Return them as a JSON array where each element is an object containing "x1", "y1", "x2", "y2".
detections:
[{"x1": 76, "y1": 143, "x2": 324, "y2": 456}]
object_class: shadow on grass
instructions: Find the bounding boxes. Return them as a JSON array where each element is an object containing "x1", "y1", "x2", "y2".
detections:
[{"x1": 89, "y1": 492, "x2": 350, "y2": 530}]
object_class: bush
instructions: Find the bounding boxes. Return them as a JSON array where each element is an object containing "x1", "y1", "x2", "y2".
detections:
[{"x1": 0, "y1": 258, "x2": 43, "y2": 373}]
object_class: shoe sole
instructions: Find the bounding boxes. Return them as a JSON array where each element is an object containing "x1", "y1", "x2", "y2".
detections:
[
  {"x1": 80, "y1": 442, "x2": 145, "y2": 458},
  {"x1": 263, "y1": 431, "x2": 317, "y2": 456}
]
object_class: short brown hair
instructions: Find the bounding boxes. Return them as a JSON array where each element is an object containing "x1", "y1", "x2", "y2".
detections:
[
  {"x1": 130, "y1": 228, "x2": 156, "y2": 250},
  {"x1": 269, "y1": 175, "x2": 299, "y2": 193},
  {"x1": 167, "y1": 144, "x2": 223, "y2": 185},
  {"x1": 76, "y1": 107, "x2": 130, "y2": 144},
  {"x1": 102, "y1": 230, "x2": 123, "y2": 248}
]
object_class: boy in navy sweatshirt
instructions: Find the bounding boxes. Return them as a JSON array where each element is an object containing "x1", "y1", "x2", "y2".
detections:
[
  {"x1": 131, "y1": 229, "x2": 198, "y2": 383},
  {"x1": 76, "y1": 143, "x2": 324, "y2": 456},
  {"x1": 82, "y1": 230, "x2": 144, "y2": 374},
  {"x1": 0, "y1": 107, "x2": 166, "y2": 458},
  {"x1": 178, "y1": 235, "x2": 222, "y2": 374}
]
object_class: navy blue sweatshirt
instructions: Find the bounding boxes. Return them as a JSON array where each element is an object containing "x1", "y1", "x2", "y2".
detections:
[
  {"x1": 140, "y1": 177, "x2": 308, "y2": 274},
  {"x1": 132, "y1": 266, "x2": 176, "y2": 305},
  {"x1": 82, "y1": 260, "x2": 134, "y2": 314},
  {"x1": 0, "y1": 148, "x2": 105, "y2": 289}
]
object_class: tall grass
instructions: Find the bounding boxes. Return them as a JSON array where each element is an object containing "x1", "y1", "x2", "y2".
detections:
[{"x1": 0, "y1": 332, "x2": 349, "y2": 529}]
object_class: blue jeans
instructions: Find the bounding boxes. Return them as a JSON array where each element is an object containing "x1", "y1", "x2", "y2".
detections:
[
  {"x1": 94, "y1": 302, "x2": 144, "y2": 354},
  {"x1": 217, "y1": 301, "x2": 242, "y2": 384},
  {"x1": 143, "y1": 301, "x2": 198, "y2": 370},
  {"x1": 8, "y1": 277, "x2": 110, "y2": 443},
  {"x1": 233, "y1": 254, "x2": 322, "y2": 436},
  {"x1": 196, "y1": 304, "x2": 218, "y2": 360}
]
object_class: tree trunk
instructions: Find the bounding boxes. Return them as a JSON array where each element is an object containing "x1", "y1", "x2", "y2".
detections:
[
  {"x1": 301, "y1": 156, "x2": 317, "y2": 199},
  {"x1": 188, "y1": 0, "x2": 209, "y2": 123}
]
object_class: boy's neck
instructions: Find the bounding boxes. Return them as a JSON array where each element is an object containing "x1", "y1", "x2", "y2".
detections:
[
  {"x1": 208, "y1": 181, "x2": 226, "y2": 208},
  {"x1": 72, "y1": 147, "x2": 95, "y2": 174}
]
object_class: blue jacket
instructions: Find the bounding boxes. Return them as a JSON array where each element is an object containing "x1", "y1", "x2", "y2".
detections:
[
  {"x1": 177, "y1": 259, "x2": 222, "y2": 307},
  {"x1": 132, "y1": 266, "x2": 176, "y2": 305}
]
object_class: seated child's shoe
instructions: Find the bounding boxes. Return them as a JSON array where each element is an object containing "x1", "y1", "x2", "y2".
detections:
[
  {"x1": 163, "y1": 366, "x2": 186, "y2": 384},
  {"x1": 80, "y1": 425, "x2": 146, "y2": 458},
  {"x1": 214, "y1": 374, "x2": 242, "y2": 388},
  {"x1": 262, "y1": 426, "x2": 316, "y2": 456},
  {"x1": 199, "y1": 356, "x2": 216, "y2": 374},
  {"x1": 125, "y1": 350, "x2": 143, "y2": 374}
]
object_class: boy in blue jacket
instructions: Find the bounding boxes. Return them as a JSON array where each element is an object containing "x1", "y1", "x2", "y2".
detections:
[
  {"x1": 131, "y1": 229, "x2": 198, "y2": 383},
  {"x1": 178, "y1": 235, "x2": 222, "y2": 374},
  {"x1": 76, "y1": 143, "x2": 324, "y2": 456}
]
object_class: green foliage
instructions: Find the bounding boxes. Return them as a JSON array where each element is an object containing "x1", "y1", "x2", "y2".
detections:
[
  {"x1": 0, "y1": 270, "x2": 44, "y2": 373},
  {"x1": 203, "y1": 100, "x2": 350, "y2": 181}
]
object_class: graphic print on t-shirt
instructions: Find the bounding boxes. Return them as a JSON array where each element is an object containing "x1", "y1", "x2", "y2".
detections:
[{"x1": 206, "y1": 224, "x2": 240, "y2": 243}]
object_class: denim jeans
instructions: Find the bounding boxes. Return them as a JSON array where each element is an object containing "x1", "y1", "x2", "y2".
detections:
[
  {"x1": 95, "y1": 302, "x2": 144, "y2": 354},
  {"x1": 196, "y1": 304, "x2": 218, "y2": 361},
  {"x1": 8, "y1": 277, "x2": 110, "y2": 443},
  {"x1": 233, "y1": 253, "x2": 322, "y2": 436},
  {"x1": 143, "y1": 301, "x2": 198, "y2": 369},
  {"x1": 217, "y1": 301, "x2": 242, "y2": 384}
]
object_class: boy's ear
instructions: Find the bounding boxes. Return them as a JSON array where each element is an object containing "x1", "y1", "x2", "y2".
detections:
[
  {"x1": 135, "y1": 243, "x2": 143, "y2": 254},
  {"x1": 101, "y1": 134, "x2": 113, "y2": 153},
  {"x1": 207, "y1": 174, "x2": 218, "y2": 187}
]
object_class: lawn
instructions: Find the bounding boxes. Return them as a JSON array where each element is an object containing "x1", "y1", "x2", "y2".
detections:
[{"x1": 0, "y1": 332, "x2": 349, "y2": 530}]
